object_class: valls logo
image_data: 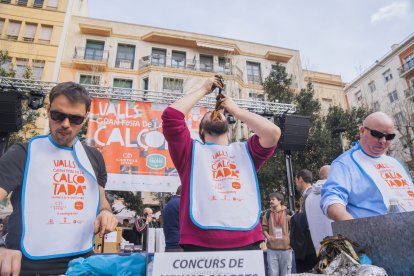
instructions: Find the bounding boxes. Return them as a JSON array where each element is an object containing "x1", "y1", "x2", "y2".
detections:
[{"x1": 146, "y1": 154, "x2": 166, "y2": 169}]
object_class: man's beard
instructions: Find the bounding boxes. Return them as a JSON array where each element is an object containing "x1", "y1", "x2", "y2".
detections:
[{"x1": 203, "y1": 118, "x2": 229, "y2": 136}]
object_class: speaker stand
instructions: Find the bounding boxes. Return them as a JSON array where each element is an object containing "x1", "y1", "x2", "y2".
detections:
[
  {"x1": 0, "y1": 132, "x2": 10, "y2": 158},
  {"x1": 284, "y1": 150, "x2": 296, "y2": 211}
]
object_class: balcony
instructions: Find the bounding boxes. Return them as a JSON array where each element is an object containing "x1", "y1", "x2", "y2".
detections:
[
  {"x1": 404, "y1": 87, "x2": 414, "y2": 101},
  {"x1": 115, "y1": 58, "x2": 134, "y2": 70},
  {"x1": 399, "y1": 58, "x2": 414, "y2": 77},
  {"x1": 138, "y1": 55, "x2": 243, "y2": 80},
  {"x1": 73, "y1": 47, "x2": 109, "y2": 71}
]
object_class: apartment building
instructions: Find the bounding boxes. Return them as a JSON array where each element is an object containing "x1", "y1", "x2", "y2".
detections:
[
  {"x1": 344, "y1": 33, "x2": 414, "y2": 168},
  {"x1": 0, "y1": 0, "x2": 87, "y2": 81},
  {"x1": 304, "y1": 70, "x2": 347, "y2": 115}
]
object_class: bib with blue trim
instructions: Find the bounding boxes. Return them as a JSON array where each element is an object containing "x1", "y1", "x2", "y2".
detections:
[
  {"x1": 351, "y1": 146, "x2": 414, "y2": 212},
  {"x1": 21, "y1": 135, "x2": 100, "y2": 259},
  {"x1": 190, "y1": 141, "x2": 261, "y2": 231}
]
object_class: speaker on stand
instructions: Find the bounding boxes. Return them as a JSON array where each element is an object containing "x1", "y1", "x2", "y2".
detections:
[
  {"x1": 278, "y1": 114, "x2": 311, "y2": 211},
  {"x1": 0, "y1": 91, "x2": 23, "y2": 157}
]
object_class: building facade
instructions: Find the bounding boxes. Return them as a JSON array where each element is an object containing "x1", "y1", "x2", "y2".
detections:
[
  {"x1": 0, "y1": 0, "x2": 87, "y2": 81},
  {"x1": 304, "y1": 70, "x2": 347, "y2": 115},
  {"x1": 344, "y1": 33, "x2": 414, "y2": 170}
]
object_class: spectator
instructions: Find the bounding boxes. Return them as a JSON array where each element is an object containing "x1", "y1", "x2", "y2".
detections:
[
  {"x1": 262, "y1": 192, "x2": 292, "y2": 276},
  {"x1": 163, "y1": 185, "x2": 183, "y2": 252}
]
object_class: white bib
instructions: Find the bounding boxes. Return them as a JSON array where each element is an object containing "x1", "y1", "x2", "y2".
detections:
[
  {"x1": 351, "y1": 147, "x2": 414, "y2": 212},
  {"x1": 21, "y1": 135, "x2": 100, "y2": 259},
  {"x1": 190, "y1": 141, "x2": 261, "y2": 230}
]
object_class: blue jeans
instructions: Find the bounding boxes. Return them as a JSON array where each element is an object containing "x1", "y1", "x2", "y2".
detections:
[{"x1": 266, "y1": 249, "x2": 293, "y2": 276}]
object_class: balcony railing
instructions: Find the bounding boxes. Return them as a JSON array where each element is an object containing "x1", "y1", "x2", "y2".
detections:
[
  {"x1": 139, "y1": 55, "x2": 243, "y2": 80},
  {"x1": 115, "y1": 58, "x2": 134, "y2": 69},
  {"x1": 73, "y1": 47, "x2": 109, "y2": 63},
  {"x1": 399, "y1": 58, "x2": 414, "y2": 76},
  {"x1": 247, "y1": 75, "x2": 262, "y2": 85},
  {"x1": 404, "y1": 87, "x2": 414, "y2": 99}
]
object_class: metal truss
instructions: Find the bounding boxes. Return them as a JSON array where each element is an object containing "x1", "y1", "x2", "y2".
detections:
[{"x1": 0, "y1": 77, "x2": 296, "y2": 115}]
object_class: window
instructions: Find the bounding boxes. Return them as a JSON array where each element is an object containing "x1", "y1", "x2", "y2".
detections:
[
  {"x1": 79, "y1": 74, "x2": 100, "y2": 85},
  {"x1": 0, "y1": 57, "x2": 11, "y2": 71},
  {"x1": 368, "y1": 81, "x2": 376, "y2": 93},
  {"x1": 248, "y1": 92, "x2": 264, "y2": 101},
  {"x1": 32, "y1": 60, "x2": 44, "y2": 79},
  {"x1": 246, "y1": 61, "x2": 262, "y2": 84},
  {"x1": 33, "y1": 0, "x2": 44, "y2": 8},
  {"x1": 23, "y1": 23, "x2": 37, "y2": 42},
  {"x1": 113, "y1": 78, "x2": 133, "y2": 96},
  {"x1": 17, "y1": 0, "x2": 28, "y2": 5},
  {"x1": 171, "y1": 51, "x2": 186, "y2": 68},
  {"x1": 15, "y1": 59, "x2": 28, "y2": 78},
  {"x1": 0, "y1": 19, "x2": 4, "y2": 36},
  {"x1": 394, "y1": 112, "x2": 406, "y2": 126},
  {"x1": 355, "y1": 90, "x2": 362, "y2": 101},
  {"x1": 403, "y1": 52, "x2": 414, "y2": 71},
  {"x1": 151, "y1": 48, "x2": 166, "y2": 66},
  {"x1": 382, "y1": 69, "x2": 393, "y2": 82},
  {"x1": 200, "y1": 55, "x2": 213, "y2": 72},
  {"x1": 7, "y1": 21, "x2": 21, "y2": 40},
  {"x1": 163, "y1": 77, "x2": 183, "y2": 93},
  {"x1": 142, "y1": 77, "x2": 149, "y2": 90},
  {"x1": 388, "y1": 90, "x2": 398, "y2": 103},
  {"x1": 39, "y1": 25, "x2": 52, "y2": 43},
  {"x1": 0, "y1": 0, "x2": 11, "y2": 3},
  {"x1": 113, "y1": 78, "x2": 132, "y2": 88},
  {"x1": 115, "y1": 44, "x2": 135, "y2": 69},
  {"x1": 218, "y1": 57, "x2": 231, "y2": 74},
  {"x1": 372, "y1": 101, "x2": 380, "y2": 111},
  {"x1": 84, "y1": 40, "x2": 104, "y2": 60},
  {"x1": 46, "y1": 0, "x2": 58, "y2": 9}
]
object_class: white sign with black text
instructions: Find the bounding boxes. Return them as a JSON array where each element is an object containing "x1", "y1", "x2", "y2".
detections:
[{"x1": 153, "y1": 250, "x2": 265, "y2": 276}]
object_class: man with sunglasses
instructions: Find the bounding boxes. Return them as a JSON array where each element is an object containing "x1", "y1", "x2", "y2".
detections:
[
  {"x1": 321, "y1": 112, "x2": 414, "y2": 221},
  {"x1": 0, "y1": 82, "x2": 118, "y2": 275}
]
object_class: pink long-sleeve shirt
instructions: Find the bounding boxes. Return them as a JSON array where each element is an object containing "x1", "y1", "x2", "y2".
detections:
[{"x1": 162, "y1": 107, "x2": 276, "y2": 248}]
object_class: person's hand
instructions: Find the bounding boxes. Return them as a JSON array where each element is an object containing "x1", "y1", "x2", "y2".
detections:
[
  {"x1": 94, "y1": 209, "x2": 118, "y2": 238},
  {"x1": 145, "y1": 214, "x2": 153, "y2": 224},
  {"x1": 201, "y1": 75, "x2": 224, "y2": 96},
  {"x1": 267, "y1": 236, "x2": 275, "y2": 242},
  {"x1": 0, "y1": 247, "x2": 22, "y2": 276},
  {"x1": 219, "y1": 95, "x2": 240, "y2": 115}
]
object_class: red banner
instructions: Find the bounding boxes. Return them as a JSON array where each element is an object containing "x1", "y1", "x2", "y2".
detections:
[{"x1": 86, "y1": 98, "x2": 207, "y2": 192}]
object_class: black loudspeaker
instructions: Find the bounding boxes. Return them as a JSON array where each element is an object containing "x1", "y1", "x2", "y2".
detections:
[
  {"x1": 278, "y1": 114, "x2": 311, "y2": 151},
  {"x1": 0, "y1": 92, "x2": 23, "y2": 133}
]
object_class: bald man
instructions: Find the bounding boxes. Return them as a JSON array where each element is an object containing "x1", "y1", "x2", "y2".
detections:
[{"x1": 321, "y1": 112, "x2": 414, "y2": 221}]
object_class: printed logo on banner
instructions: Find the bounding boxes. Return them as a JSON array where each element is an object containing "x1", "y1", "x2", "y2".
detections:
[{"x1": 146, "y1": 154, "x2": 166, "y2": 169}]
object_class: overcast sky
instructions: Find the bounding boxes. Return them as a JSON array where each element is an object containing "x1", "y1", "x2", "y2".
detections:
[{"x1": 88, "y1": 0, "x2": 414, "y2": 83}]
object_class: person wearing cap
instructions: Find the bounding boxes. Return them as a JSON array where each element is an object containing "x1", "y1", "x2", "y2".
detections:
[
  {"x1": 0, "y1": 82, "x2": 117, "y2": 275},
  {"x1": 321, "y1": 112, "x2": 414, "y2": 221},
  {"x1": 161, "y1": 75, "x2": 281, "y2": 251}
]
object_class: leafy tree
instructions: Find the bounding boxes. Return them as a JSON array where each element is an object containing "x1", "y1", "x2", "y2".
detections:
[
  {"x1": 106, "y1": 191, "x2": 143, "y2": 215},
  {"x1": 0, "y1": 51, "x2": 16, "y2": 77},
  {"x1": 263, "y1": 62, "x2": 294, "y2": 103}
]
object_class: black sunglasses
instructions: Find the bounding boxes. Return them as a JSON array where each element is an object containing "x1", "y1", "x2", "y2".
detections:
[
  {"x1": 50, "y1": 110, "x2": 86, "y2": 125},
  {"x1": 364, "y1": 127, "x2": 395, "y2": 141}
]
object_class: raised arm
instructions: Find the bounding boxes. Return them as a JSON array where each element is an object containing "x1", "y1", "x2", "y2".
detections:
[
  {"x1": 170, "y1": 76, "x2": 223, "y2": 116},
  {"x1": 220, "y1": 96, "x2": 281, "y2": 148}
]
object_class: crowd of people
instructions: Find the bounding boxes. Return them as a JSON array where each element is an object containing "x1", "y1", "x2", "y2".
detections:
[{"x1": 0, "y1": 76, "x2": 412, "y2": 275}]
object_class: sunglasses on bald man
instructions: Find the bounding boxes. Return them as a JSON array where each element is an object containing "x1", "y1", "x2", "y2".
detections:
[{"x1": 364, "y1": 127, "x2": 395, "y2": 141}]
